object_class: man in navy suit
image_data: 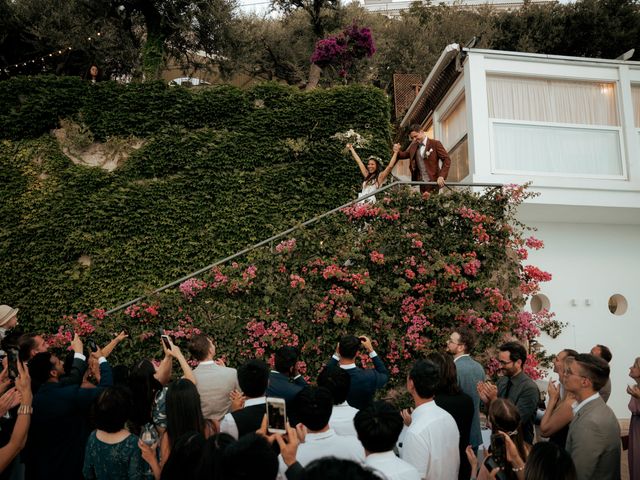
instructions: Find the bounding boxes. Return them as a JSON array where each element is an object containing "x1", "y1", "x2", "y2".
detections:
[
  {"x1": 327, "y1": 335, "x2": 389, "y2": 410},
  {"x1": 267, "y1": 346, "x2": 308, "y2": 403},
  {"x1": 25, "y1": 337, "x2": 113, "y2": 480}
]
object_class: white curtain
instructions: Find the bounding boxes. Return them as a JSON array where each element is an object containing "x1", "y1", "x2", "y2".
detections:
[
  {"x1": 632, "y1": 84, "x2": 640, "y2": 128},
  {"x1": 487, "y1": 75, "x2": 620, "y2": 126},
  {"x1": 493, "y1": 122, "x2": 622, "y2": 176},
  {"x1": 441, "y1": 97, "x2": 467, "y2": 150},
  {"x1": 426, "y1": 123, "x2": 434, "y2": 140}
]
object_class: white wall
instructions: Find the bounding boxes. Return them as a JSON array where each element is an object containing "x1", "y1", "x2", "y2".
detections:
[{"x1": 523, "y1": 218, "x2": 640, "y2": 418}]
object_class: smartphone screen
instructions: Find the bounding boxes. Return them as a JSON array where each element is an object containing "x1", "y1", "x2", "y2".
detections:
[
  {"x1": 161, "y1": 335, "x2": 172, "y2": 350},
  {"x1": 7, "y1": 349, "x2": 19, "y2": 380},
  {"x1": 490, "y1": 433, "x2": 507, "y2": 468},
  {"x1": 266, "y1": 397, "x2": 287, "y2": 434}
]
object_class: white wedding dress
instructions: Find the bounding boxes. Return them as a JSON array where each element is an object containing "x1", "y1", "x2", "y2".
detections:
[{"x1": 358, "y1": 179, "x2": 378, "y2": 204}]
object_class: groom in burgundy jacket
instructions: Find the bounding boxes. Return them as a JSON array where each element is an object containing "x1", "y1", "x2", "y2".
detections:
[{"x1": 395, "y1": 123, "x2": 452, "y2": 193}]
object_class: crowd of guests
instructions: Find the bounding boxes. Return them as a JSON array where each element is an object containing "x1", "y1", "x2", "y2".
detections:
[{"x1": 0, "y1": 303, "x2": 637, "y2": 480}]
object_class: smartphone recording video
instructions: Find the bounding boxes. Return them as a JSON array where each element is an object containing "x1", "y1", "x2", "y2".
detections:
[
  {"x1": 266, "y1": 397, "x2": 287, "y2": 434},
  {"x1": 161, "y1": 335, "x2": 172, "y2": 350},
  {"x1": 490, "y1": 433, "x2": 507, "y2": 469},
  {"x1": 7, "y1": 349, "x2": 19, "y2": 380}
]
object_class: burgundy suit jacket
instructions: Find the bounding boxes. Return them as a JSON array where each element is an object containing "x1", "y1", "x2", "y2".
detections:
[{"x1": 398, "y1": 138, "x2": 452, "y2": 183}]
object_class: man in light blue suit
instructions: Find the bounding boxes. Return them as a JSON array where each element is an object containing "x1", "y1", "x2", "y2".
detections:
[{"x1": 447, "y1": 326, "x2": 485, "y2": 450}]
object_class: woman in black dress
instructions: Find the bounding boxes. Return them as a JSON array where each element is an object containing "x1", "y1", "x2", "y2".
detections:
[{"x1": 427, "y1": 352, "x2": 474, "y2": 480}]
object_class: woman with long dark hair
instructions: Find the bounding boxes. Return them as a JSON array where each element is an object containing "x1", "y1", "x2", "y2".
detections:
[
  {"x1": 127, "y1": 338, "x2": 174, "y2": 435},
  {"x1": 160, "y1": 379, "x2": 215, "y2": 464},
  {"x1": 426, "y1": 352, "x2": 474, "y2": 480},
  {"x1": 347, "y1": 144, "x2": 400, "y2": 204},
  {"x1": 467, "y1": 398, "x2": 530, "y2": 480}
]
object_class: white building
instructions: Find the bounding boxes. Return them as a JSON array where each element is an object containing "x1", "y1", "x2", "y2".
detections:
[
  {"x1": 400, "y1": 45, "x2": 640, "y2": 418},
  {"x1": 361, "y1": 0, "x2": 553, "y2": 17}
]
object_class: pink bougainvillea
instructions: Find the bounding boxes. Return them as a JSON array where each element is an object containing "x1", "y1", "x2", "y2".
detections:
[
  {"x1": 179, "y1": 278, "x2": 208, "y2": 300},
  {"x1": 275, "y1": 238, "x2": 297, "y2": 254},
  {"x1": 311, "y1": 23, "x2": 375, "y2": 79},
  {"x1": 48, "y1": 184, "x2": 560, "y2": 388}
]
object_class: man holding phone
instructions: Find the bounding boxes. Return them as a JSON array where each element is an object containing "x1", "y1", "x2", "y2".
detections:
[
  {"x1": 25, "y1": 336, "x2": 113, "y2": 479},
  {"x1": 187, "y1": 334, "x2": 238, "y2": 421},
  {"x1": 327, "y1": 334, "x2": 389, "y2": 410}
]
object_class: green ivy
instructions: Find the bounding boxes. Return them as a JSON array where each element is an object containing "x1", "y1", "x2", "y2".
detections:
[{"x1": 0, "y1": 78, "x2": 393, "y2": 333}]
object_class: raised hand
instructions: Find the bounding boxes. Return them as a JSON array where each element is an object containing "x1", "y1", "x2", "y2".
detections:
[
  {"x1": 275, "y1": 421, "x2": 300, "y2": 467},
  {"x1": 400, "y1": 408, "x2": 413, "y2": 426},
  {"x1": 627, "y1": 384, "x2": 640, "y2": 399},
  {"x1": 230, "y1": 389, "x2": 246, "y2": 411},
  {"x1": 548, "y1": 379, "x2": 560, "y2": 402}
]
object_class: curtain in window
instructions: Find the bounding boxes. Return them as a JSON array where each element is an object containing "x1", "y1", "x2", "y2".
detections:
[
  {"x1": 632, "y1": 84, "x2": 640, "y2": 128},
  {"x1": 441, "y1": 97, "x2": 467, "y2": 150},
  {"x1": 425, "y1": 123, "x2": 434, "y2": 140},
  {"x1": 487, "y1": 75, "x2": 619, "y2": 126}
]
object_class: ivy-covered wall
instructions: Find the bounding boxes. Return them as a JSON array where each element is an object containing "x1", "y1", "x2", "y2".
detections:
[{"x1": 0, "y1": 77, "x2": 392, "y2": 332}]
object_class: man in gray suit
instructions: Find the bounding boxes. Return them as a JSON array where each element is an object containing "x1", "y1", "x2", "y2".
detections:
[
  {"x1": 188, "y1": 334, "x2": 239, "y2": 421},
  {"x1": 447, "y1": 326, "x2": 485, "y2": 450},
  {"x1": 564, "y1": 353, "x2": 621, "y2": 480},
  {"x1": 477, "y1": 341, "x2": 540, "y2": 444}
]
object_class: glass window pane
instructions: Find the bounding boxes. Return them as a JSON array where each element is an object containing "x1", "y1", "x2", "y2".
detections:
[{"x1": 493, "y1": 122, "x2": 622, "y2": 176}]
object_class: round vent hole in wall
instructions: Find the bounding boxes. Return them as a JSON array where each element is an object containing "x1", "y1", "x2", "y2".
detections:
[
  {"x1": 608, "y1": 294, "x2": 627, "y2": 315},
  {"x1": 530, "y1": 294, "x2": 550, "y2": 313}
]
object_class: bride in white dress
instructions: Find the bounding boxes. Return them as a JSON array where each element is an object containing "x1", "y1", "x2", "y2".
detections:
[{"x1": 347, "y1": 143, "x2": 400, "y2": 204}]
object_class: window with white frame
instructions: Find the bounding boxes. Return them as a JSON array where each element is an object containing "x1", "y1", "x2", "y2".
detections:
[{"x1": 487, "y1": 75, "x2": 624, "y2": 178}]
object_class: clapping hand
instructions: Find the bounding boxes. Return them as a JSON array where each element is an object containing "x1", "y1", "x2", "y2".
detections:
[
  {"x1": 477, "y1": 381, "x2": 498, "y2": 404},
  {"x1": 627, "y1": 384, "x2": 640, "y2": 399},
  {"x1": 0, "y1": 388, "x2": 20, "y2": 417},
  {"x1": 547, "y1": 379, "x2": 560, "y2": 403},
  {"x1": 230, "y1": 389, "x2": 246, "y2": 411}
]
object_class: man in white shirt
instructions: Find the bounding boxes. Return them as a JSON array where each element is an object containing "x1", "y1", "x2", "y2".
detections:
[
  {"x1": 188, "y1": 334, "x2": 238, "y2": 421},
  {"x1": 354, "y1": 401, "x2": 420, "y2": 480},
  {"x1": 277, "y1": 386, "x2": 364, "y2": 475},
  {"x1": 318, "y1": 366, "x2": 359, "y2": 437},
  {"x1": 219, "y1": 359, "x2": 269, "y2": 439},
  {"x1": 401, "y1": 359, "x2": 460, "y2": 480},
  {"x1": 564, "y1": 353, "x2": 621, "y2": 480}
]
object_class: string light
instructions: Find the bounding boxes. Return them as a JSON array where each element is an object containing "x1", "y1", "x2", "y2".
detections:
[{"x1": 2, "y1": 32, "x2": 101, "y2": 76}]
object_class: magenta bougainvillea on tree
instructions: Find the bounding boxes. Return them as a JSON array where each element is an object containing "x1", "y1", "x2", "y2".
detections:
[
  {"x1": 311, "y1": 23, "x2": 376, "y2": 78},
  {"x1": 47, "y1": 184, "x2": 562, "y2": 391}
]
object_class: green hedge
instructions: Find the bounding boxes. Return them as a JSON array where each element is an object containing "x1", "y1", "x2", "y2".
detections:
[{"x1": 0, "y1": 77, "x2": 393, "y2": 332}]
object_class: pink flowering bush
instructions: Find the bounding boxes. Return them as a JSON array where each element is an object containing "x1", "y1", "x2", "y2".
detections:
[
  {"x1": 311, "y1": 23, "x2": 376, "y2": 80},
  {"x1": 48, "y1": 185, "x2": 560, "y2": 383}
]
